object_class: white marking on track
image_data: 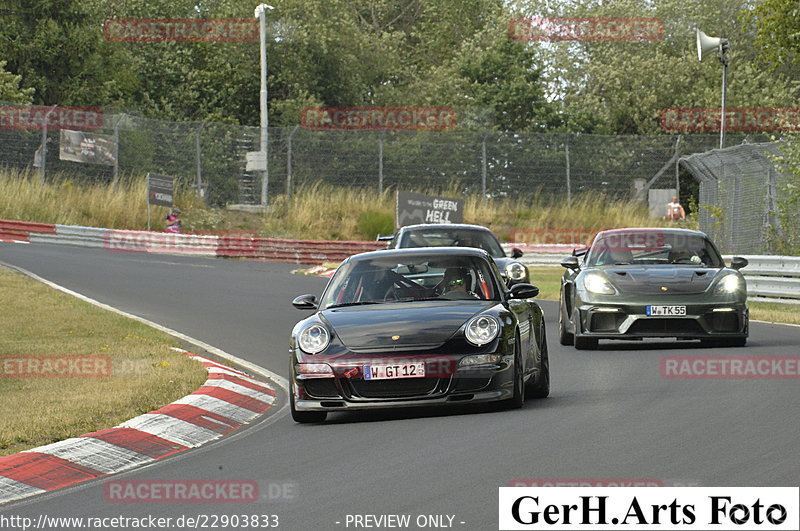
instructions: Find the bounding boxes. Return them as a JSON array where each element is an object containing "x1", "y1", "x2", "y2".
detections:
[
  {"x1": 0, "y1": 477, "x2": 46, "y2": 502},
  {"x1": 24, "y1": 437, "x2": 154, "y2": 474},
  {"x1": 119, "y1": 414, "x2": 222, "y2": 448},
  {"x1": 198, "y1": 378, "x2": 276, "y2": 404},
  {"x1": 172, "y1": 395, "x2": 261, "y2": 424}
]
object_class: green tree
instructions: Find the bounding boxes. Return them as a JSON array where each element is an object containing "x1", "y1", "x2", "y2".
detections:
[
  {"x1": 0, "y1": 0, "x2": 134, "y2": 105},
  {"x1": 512, "y1": 0, "x2": 799, "y2": 135},
  {"x1": 746, "y1": 0, "x2": 800, "y2": 70},
  {"x1": 0, "y1": 60, "x2": 33, "y2": 104}
]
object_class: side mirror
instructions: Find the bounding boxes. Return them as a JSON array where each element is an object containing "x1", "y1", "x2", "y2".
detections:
[
  {"x1": 292, "y1": 294, "x2": 318, "y2": 310},
  {"x1": 730, "y1": 256, "x2": 748, "y2": 270},
  {"x1": 510, "y1": 247, "x2": 523, "y2": 259},
  {"x1": 561, "y1": 256, "x2": 580, "y2": 270},
  {"x1": 509, "y1": 283, "x2": 539, "y2": 299}
]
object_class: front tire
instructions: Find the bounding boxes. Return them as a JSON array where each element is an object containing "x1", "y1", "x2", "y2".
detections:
[
  {"x1": 574, "y1": 335, "x2": 598, "y2": 350},
  {"x1": 504, "y1": 337, "x2": 525, "y2": 409},
  {"x1": 526, "y1": 327, "x2": 550, "y2": 398},
  {"x1": 290, "y1": 384, "x2": 327, "y2": 423},
  {"x1": 704, "y1": 337, "x2": 747, "y2": 348},
  {"x1": 558, "y1": 306, "x2": 574, "y2": 346}
]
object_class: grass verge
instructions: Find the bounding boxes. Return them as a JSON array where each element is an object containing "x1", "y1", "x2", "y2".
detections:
[{"x1": 0, "y1": 267, "x2": 208, "y2": 456}]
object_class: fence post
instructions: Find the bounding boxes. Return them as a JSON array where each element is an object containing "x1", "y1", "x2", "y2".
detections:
[
  {"x1": 378, "y1": 132, "x2": 384, "y2": 195},
  {"x1": 286, "y1": 125, "x2": 299, "y2": 201},
  {"x1": 39, "y1": 105, "x2": 58, "y2": 184},
  {"x1": 195, "y1": 121, "x2": 206, "y2": 197},
  {"x1": 674, "y1": 135, "x2": 682, "y2": 196},
  {"x1": 113, "y1": 113, "x2": 125, "y2": 189},
  {"x1": 481, "y1": 132, "x2": 488, "y2": 198},
  {"x1": 565, "y1": 134, "x2": 572, "y2": 206}
]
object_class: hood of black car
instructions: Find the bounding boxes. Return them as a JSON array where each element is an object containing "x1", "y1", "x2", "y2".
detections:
[
  {"x1": 321, "y1": 301, "x2": 492, "y2": 351},
  {"x1": 599, "y1": 266, "x2": 721, "y2": 295}
]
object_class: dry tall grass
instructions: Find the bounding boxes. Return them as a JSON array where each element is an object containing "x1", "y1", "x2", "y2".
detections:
[
  {"x1": 0, "y1": 169, "x2": 681, "y2": 240},
  {"x1": 0, "y1": 168, "x2": 203, "y2": 230},
  {"x1": 262, "y1": 182, "x2": 679, "y2": 241}
]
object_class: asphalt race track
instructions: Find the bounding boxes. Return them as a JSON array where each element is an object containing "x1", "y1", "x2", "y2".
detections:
[{"x1": 1, "y1": 242, "x2": 798, "y2": 530}]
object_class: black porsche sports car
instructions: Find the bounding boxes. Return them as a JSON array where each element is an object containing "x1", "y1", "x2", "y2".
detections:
[
  {"x1": 381, "y1": 223, "x2": 530, "y2": 285},
  {"x1": 289, "y1": 247, "x2": 549, "y2": 423},
  {"x1": 559, "y1": 227, "x2": 749, "y2": 349}
]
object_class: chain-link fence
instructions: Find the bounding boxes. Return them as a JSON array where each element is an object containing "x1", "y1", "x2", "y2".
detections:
[
  {"x1": 680, "y1": 142, "x2": 799, "y2": 255},
  {"x1": 0, "y1": 102, "x2": 770, "y2": 208}
]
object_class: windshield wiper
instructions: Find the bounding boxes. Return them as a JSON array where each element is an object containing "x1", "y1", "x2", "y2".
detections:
[{"x1": 327, "y1": 301, "x2": 381, "y2": 308}]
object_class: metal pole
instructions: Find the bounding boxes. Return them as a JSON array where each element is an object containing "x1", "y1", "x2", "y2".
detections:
[
  {"x1": 39, "y1": 105, "x2": 57, "y2": 184},
  {"x1": 481, "y1": 132, "x2": 487, "y2": 198},
  {"x1": 675, "y1": 135, "x2": 682, "y2": 196},
  {"x1": 196, "y1": 121, "x2": 206, "y2": 197},
  {"x1": 256, "y1": 4, "x2": 274, "y2": 207},
  {"x1": 113, "y1": 113, "x2": 124, "y2": 188},
  {"x1": 286, "y1": 125, "x2": 298, "y2": 201},
  {"x1": 565, "y1": 136, "x2": 572, "y2": 206},
  {"x1": 378, "y1": 135, "x2": 384, "y2": 195},
  {"x1": 720, "y1": 59, "x2": 727, "y2": 150},
  {"x1": 147, "y1": 177, "x2": 151, "y2": 231}
]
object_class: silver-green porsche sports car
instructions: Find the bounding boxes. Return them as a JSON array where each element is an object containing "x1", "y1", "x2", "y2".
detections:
[{"x1": 558, "y1": 228, "x2": 749, "y2": 349}]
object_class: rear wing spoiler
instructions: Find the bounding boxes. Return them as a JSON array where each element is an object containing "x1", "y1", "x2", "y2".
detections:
[{"x1": 376, "y1": 234, "x2": 395, "y2": 242}]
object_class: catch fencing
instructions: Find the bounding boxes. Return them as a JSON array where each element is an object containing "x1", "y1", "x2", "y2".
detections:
[
  {"x1": 0, "y1": 102, "x2": 769, "y2": 206},
  {"x1": 680, "y1": 142, "x2": 799, "y2": 255}
]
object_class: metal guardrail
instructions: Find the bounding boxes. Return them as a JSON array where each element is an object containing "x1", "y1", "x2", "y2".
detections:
[
  {"x1": 516, "y1": 248, "x2": 800, "y2": 305},
  {"x1": 722, "y1": 255, "x2": 800, "y2": 304},
  {"x1": 4, "y1": 218, "x2": 799, "y2": 302}
]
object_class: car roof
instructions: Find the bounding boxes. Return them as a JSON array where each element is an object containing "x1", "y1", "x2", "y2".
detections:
[
  {"x1": 397, "y1": 223, "x2": 493, "y2": 233},
  {"x1": 593, "y1": 227, "x2": 709, "y2": 239},
  {"x1": 346, "y1": 246, "x2": 492, "y2": 263}
]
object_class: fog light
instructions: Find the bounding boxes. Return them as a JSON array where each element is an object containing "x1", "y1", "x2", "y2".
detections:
[
  {"x1": 295, "y1": 363, "x2": 334, "y2": 378},
  {"x1": 459, "y1": 354, "x2": 501, "y2": 367}
]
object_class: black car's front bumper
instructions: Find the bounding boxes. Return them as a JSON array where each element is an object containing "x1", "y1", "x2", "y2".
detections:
[
  {"x1": 292, "y1": 362, "x2": 515, "y2": 412},
  {"x1": 574, "y1": 302, "x2": 748, "y2": 340}
]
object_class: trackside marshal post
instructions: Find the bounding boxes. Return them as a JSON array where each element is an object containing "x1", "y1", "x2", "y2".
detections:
[
  {"x1": 396, "y1": 191, "x2": 464, "y2": 228},
  {"x1": 147, "y1": 173, "x2": 174, "y2": 230}
]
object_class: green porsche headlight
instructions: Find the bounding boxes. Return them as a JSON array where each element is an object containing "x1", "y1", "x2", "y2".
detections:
[
  {"x1": 715, "y1": 274, "x2": 742, "y2": 294},
  {"x1": 583, "y1": 272, "x2": 617, "y2": 295}
]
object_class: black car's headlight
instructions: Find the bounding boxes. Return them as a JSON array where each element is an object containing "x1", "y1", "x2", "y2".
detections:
[
  {"x1": 505, "y1": 262, "x2": 527, "y2": 282},
  {"x1": 465, "y1": 315, "x2": 500, "y2": 346},
  {"x1": 297, "y1": 323, "x2": 330, "y2": 354},
  {"x1": 583, "y1": 272, "x2": 617, "y2": 295},
  {"x1": 714, "y1": 274, "x2": 743, "y2": 295}
]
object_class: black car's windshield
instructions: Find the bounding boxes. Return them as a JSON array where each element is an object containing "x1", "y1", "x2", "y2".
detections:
[
  {"x1": 586, "y1": 231, "x2": 724, "y2": 267},
  {"x1": 321, "y1": 255, "x2": 500, "y2": 309},
  {"x1": 396, "y1": 229, "x2": 506, "y2": 258}
]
